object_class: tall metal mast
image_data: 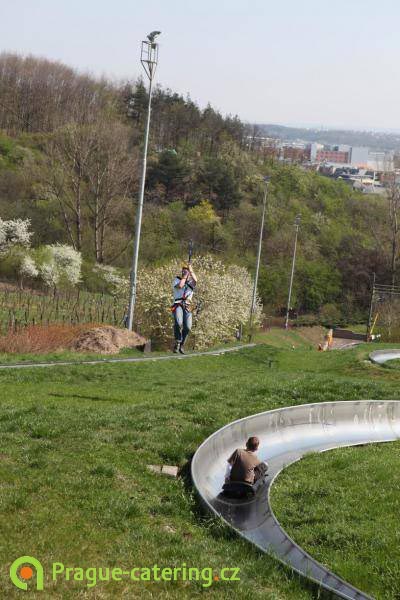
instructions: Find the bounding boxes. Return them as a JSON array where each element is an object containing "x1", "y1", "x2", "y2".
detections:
[{"x1": 127, "y1": 31, "x2": 161, "y2": 331}]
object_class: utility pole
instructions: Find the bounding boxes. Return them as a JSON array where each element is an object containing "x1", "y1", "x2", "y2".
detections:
[
  {"x1": 366, "y1": 272, "x2": 376, "y2": 341},
  {"x1": 127, "y1": 31, "x2": 161, "y2": 331},
  {"x1": 284, "y1": 214, "x2": 301, "y2": 329},
  {"x1": 248, "y1": 176, "x2": 270, "y2": 341}
]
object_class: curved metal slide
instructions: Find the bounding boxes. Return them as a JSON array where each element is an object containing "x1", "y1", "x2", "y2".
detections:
[
  {"x1": 370, "y1": 349, "x2": 400, "y2": 365},
  {"x1": 191, "y1": 400, "x2": 400, "y2": 599}
]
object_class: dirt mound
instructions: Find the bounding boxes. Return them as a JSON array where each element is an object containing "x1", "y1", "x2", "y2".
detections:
[
  {"x1": 0, "y1": 324, "x2": 148, "y2": 355},
  {"x1": 0, "y1": 323, "x2": 90, "y2": 354},
  {"x1": 70, "y1": 326, "x2": 148, "y2": 354}
]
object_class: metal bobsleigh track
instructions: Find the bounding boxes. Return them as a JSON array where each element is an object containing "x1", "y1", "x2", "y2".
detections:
[
  {"x1": 370, "y1": 349, "x2": 400, "y2": 365},
  {"x1": 191, "y1": 400, "x2": 400, "y2": 599}
]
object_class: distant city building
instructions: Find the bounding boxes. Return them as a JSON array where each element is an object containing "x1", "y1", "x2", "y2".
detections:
[
  {"x1": 310, "y1": 142, "x2": 323, "y2": 160},
  {"x1": 282, "y1": 145, "x2": 311, "y2": 162},
  {"x1": 246, "y1": 133, "x2": 395, "y2": 174},
  {"x1": 316, "y1": 146, "x2": 350, "y2": 164},
  {"x1": 367, "y1": 151, "x2": 394, "y2": 171},
  {"x1": 350, "y1": 146, "x2": 369, "y2": 167}
]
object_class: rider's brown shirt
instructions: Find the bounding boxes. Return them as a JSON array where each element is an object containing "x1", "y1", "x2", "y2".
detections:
[{"x1": 228, "y1": 448, "x2": 261, "y2": 484}]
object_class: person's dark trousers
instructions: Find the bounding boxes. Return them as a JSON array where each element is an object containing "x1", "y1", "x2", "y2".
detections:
[
  {"x1": 254, "y1": 462, "x2": 268, "y2": 482},
  {"x1": 173, "y1": 304, "x2": 192, "y2": 346}
]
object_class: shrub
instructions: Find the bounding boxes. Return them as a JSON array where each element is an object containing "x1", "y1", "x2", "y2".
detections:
[
  {"x1": 0, "y1": 247, "x2": 26, "y2": 281},
  {"x1": 378, "y1": 298, "x2": 400, "y2": 342},
  {"x1": 92, "y1": 264, "x2": 129, "y2": 297},
  {"x1": 319, "y1": 303, "x2": 343, "y2": 327},
  {"x1": 295, "y1": 314, "x2": 319, "y2": 327}
]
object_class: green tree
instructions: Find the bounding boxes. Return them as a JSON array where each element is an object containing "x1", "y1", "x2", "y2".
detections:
[
  {"x1": 186, "y1": 200, "x2": 223, "y2": 253},
  {"x1": 147, "y1": 149, "x2": 189, "y2": 202},
  {"x1": 197, "y1": 157, "x2": 241, "y2": 213},
  {"x1": 296, "y1": 261, "x2": 341, "y2": 312}
]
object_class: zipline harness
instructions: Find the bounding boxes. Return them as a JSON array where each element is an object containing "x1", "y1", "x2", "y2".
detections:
[{"x1": 171, "y1": 276, "x2": 196, "y2": 313}]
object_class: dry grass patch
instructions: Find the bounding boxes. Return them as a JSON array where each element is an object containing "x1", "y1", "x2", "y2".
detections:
[{"x1": 0, "y1": 323, "x2": 92, "y2": 353}]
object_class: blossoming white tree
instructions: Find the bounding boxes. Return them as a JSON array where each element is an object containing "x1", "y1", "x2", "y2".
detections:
[
  {"x1": 0, "y1": 218, "x2": 32, "y2": 253},
  {"x1": 19, "y1": 255, "x2": 39, "y2": 286},
  {"x1": 35, "y1": 244, "x2": 82, "y2": 290}
]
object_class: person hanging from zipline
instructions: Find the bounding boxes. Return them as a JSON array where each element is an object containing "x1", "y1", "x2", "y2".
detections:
[{"x1": 171, "y1": 262, "x2": 197, "y2": 354}]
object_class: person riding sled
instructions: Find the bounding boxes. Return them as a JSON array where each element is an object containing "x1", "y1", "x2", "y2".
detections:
[
  {"x1": 171, "y1": 262, "x2": 197, "y2": 354},
  {"x1": 225, "y1": 436, "x2": 268, "y2": 485}
]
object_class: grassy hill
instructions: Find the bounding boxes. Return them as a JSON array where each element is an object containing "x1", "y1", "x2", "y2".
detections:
[{"x1": 1, "y1": 338, "x2": 400, "y2": 598}]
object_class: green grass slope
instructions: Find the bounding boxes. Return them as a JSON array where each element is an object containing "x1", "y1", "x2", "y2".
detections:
[{"x1": 0, "y1": 342, "x2": 399, "y2": 598}]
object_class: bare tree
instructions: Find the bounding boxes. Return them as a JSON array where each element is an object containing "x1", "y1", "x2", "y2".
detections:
[
  {"x1": 386, "y1": 181, "x2": 400, "y2": 287},
  {"x1": 45, "y1": 124, "x2": 96, "y2": 250},
  {"x1": 42, "y1": 118, "x2": 137, "y2": 261},
  {"x1": 85, "y1": 120, "x2": 137, "y2": 262}
]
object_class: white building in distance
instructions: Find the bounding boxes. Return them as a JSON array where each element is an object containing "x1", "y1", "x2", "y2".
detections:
[{"x1": 350, "y1": 146, "x2": 393, "y2": 171}]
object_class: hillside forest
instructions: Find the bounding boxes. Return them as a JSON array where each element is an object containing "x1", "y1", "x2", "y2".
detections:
[{"x1": 0, "y1": 52, "x2": 399, "y2": 331}]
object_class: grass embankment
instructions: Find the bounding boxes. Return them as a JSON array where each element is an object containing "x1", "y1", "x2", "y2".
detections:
[
  {"x1": 0, "y1": 339, "x2": 247, "y2": 365},
  {"x1": 0, "y1": 324, "x2": 314, "y2": 365},
  {"x1": 0, "y1": 346, "x2": 144, "y2": 365},
  {"x1": 253, "y1": 327, "x2": 322, "y2": 349},
  {"x1": 0, "y1": 338, "x2": 399, "y2": 598}
]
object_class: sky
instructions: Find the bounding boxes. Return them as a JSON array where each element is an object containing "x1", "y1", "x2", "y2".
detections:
[{"x1": 1, "y1": 0, "x2": 400, "y2": 130}]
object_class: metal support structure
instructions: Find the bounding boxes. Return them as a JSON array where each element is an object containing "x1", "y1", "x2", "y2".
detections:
[
  {"x1": 127, "y1": 33, "x2": 160, "y2": 331},
  {"x1": 366, "y1": 272, "x2": 376, "y2": 341},
  {"x1": 284, "y1": 214, "x2": 301, "y2": 329},
  {"x1": 365, "y1": 276, "x2": 400, "y2": 341},
  {"x1": 248, "y1": 177, "x2": 270, "y2": 341}
]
